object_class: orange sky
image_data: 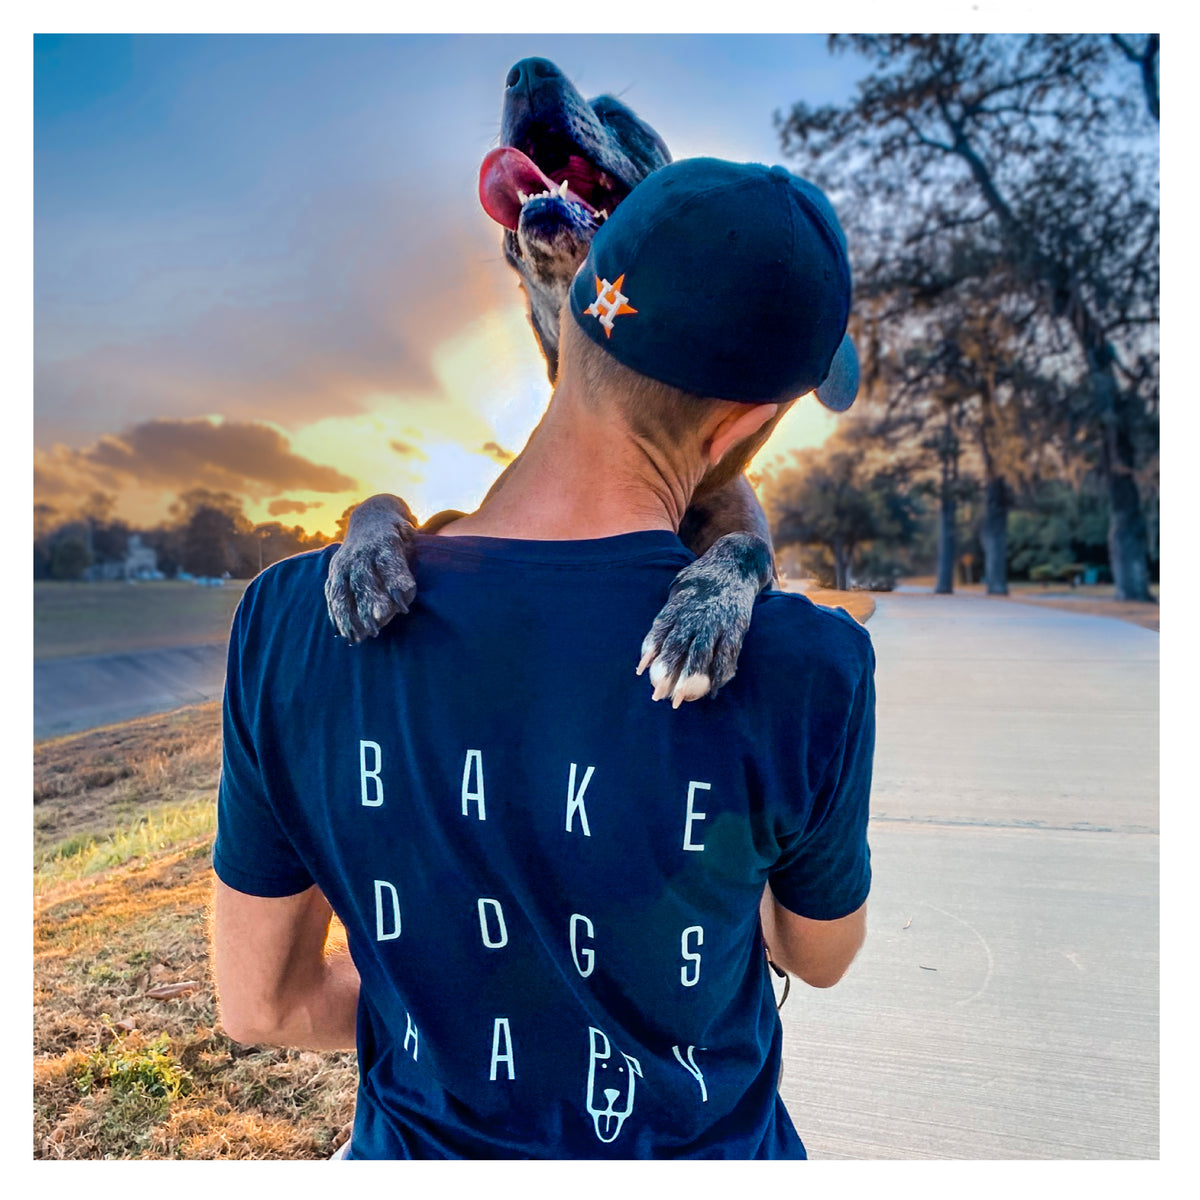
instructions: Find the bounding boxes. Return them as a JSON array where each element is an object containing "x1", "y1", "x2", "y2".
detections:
[
  {"x1": 34, "y1": 300, "x2": 837, "y2": 537},
  {"x1": 34, "y1": 35, "x2": 848, "y2": 538}
]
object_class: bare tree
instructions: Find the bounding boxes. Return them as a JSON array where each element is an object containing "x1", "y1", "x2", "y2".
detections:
[
  {"x1": 1111, "y1": 34, "x2": 1159, "y2": 122},
  {"x1": 779, "y1": 34, "x2": 1159, "y2": 601}
]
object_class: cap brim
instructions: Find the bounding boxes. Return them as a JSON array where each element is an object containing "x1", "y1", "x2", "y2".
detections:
[{"x1": 813, "y1": 334, "x2": 859, "y2": 413}]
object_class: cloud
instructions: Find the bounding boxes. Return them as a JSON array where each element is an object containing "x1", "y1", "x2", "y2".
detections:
[
  {"x1": 35, "y1": 185, "x2": 523, "y2": 447},
  {"x1": 480, "y1": 441, "x2": 515, "y2": 464},
  {"x1": 35, "y1": 416, "x2": 358, "y2": 507},
  {"x1": 267, "y1": 498, "x2": 324, "y2": 516},
  {"x1": 389, "y1": 440, "x2": 428, "y2": 460}
]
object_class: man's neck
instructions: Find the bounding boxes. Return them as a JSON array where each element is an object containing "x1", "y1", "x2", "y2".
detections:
[{"x1": 438, "y1": 384, "x2": 702, "y2": 541}]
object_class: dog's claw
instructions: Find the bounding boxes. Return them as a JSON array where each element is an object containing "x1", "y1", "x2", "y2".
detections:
[
  {"x1": 639, "y1": 532, "x2": 773, "y2": 706},
  {"x1": 325, "y1": 495, "x2": 419, "y2": 643}
]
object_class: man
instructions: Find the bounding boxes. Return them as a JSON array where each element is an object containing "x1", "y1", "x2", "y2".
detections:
[{"x1": 212, "y1": 158, "x2": 874, "y2": 1159}]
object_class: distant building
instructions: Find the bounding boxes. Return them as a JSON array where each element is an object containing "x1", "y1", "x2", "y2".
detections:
[
  {"x1": 83, "y1": 534, "x2": 163, "y2": 582},
  {"x1": 125, "y1": 535, "x2": 159, "y2": 579}
]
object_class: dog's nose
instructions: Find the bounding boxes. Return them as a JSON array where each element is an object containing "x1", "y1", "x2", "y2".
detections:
[{"x1": 506, "y1": 58, "x2": 562, "y2": 92}]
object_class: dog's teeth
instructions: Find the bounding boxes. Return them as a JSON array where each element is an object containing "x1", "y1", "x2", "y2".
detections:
[
  {"x1": 558, "y1": 180, "x2": 569, "y2": 198},
  {"x1": 598, "y1": 209, "x2": 608, "y2": 221},
  {"x1": 518, "y1": 190, "x2": 528, "y2": 204}
]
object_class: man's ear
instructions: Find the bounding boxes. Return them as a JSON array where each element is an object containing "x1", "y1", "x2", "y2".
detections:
[{"x1": 704, "y1": 402, "x2": 781, "y2": 469}]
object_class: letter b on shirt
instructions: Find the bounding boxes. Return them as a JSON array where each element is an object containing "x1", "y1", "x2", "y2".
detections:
[{"x1": 360, "y1": 740, "x2": 384, "y2": 807}]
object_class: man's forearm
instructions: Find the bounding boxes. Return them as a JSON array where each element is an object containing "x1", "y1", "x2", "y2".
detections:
[
  {"x1": 213, "y1": 881, "x2": 361, "y2": 1050},
  {"x1": 249, "y1": 949, "x2": 361, "y2": 1051},
  {"x1": 760, "y1": 885, "x2": 867, "y2": 989}
]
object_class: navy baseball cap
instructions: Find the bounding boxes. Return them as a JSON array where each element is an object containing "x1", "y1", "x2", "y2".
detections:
[{"x1": 568, "y1": 157, "x2": 858, "y2": 411}]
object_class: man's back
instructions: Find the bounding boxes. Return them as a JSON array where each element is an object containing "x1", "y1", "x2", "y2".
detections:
[{"x1": 214, "y1": 530, "x2": 873, "y2": 1158}]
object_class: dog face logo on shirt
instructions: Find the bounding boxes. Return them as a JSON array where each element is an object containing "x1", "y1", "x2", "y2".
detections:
[{"x1": 587, "y1": 1026, "x2": 642, "y2": 1143}]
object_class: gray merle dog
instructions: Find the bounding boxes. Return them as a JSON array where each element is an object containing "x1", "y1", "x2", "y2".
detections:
[{"x1": 325, "y1": 57, "x2": 782, "y2": 705}]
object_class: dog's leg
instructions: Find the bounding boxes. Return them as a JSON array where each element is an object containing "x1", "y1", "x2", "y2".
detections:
[
  {"x1": 325, "y1": 494, "x2": 420, "y2": 643},
  {"x1": 326, "y1": 454, "x2": 525, "y2": 642},
  {"x1": 638, "y1": 474, "x2": 776, "y2": 706}
]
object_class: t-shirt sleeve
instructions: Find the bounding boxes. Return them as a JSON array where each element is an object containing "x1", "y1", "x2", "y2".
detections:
[
  {"x1": 212, "y1": 589, "x2": 315, "y2": 898},
  {"x1": 768, "y1": 642, "x2": 875, "y2": 920}
]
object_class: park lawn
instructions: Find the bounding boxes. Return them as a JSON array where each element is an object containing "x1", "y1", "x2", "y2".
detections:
[
  {"x1": 34, "y1": 704, "x2": 356, "y2": 1160},
  {"x1": 34, "y1": 580, "x2": 249, "y2": 661}
]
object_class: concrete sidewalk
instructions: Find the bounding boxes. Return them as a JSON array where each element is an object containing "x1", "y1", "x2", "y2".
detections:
[
  {"x1": 34, "y1": 643, "x2": 228, "y2": 741},
  {"x1": 778, "y1": 592, "x2": 1159, "y2": 1158}
]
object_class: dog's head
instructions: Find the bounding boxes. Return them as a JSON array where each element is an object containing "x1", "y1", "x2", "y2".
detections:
[
  {"x1": 586, "y1": 1026, "x2": 642, "y2": 1144},
  {"x1": 479, "y1": 58, "x2": 671, "y2": 381}
]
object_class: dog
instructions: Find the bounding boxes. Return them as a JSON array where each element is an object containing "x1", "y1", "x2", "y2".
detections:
[{"x1": 325, "y1": 57, "x2": 782, "y2": 705}]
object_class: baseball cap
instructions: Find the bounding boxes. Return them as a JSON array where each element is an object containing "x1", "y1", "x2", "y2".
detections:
[{"x1": 568, "y1": 157, "x2": 859, "y2": 412}]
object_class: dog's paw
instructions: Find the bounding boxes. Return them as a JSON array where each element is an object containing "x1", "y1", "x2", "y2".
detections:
[
  {"x1": 325, "y1": 495, "x2": 418, "y2": 644},
  {"x1": 636, "y1": 532, "x2": 773, "y2": 706}
]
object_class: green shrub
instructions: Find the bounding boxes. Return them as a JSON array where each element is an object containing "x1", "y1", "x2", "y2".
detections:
[{"x1": 75, "y1": 1019, "x2": 191, "y2": 1102}]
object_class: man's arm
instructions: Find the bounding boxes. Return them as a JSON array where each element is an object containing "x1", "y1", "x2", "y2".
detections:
[
  {"x1": 760, "y1": 889, "x2": 867, "y2": 989},
  {"x1": 212, "y1": 879, "x2": 360, "y2": 1049}
]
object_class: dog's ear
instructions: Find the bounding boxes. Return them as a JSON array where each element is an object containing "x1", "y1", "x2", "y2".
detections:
[{"x1": 589, "y1": 94, "x2": 672, "y2": 174}]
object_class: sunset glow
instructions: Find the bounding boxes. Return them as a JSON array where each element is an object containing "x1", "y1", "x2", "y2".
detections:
[{"x1": 35, "y1": 34, "x2": 853, "y2": 540}]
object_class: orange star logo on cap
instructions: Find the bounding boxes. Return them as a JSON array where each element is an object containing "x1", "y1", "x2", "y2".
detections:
[{"x1": 584, "y1": 274, "x2": 637, "y2": 337}]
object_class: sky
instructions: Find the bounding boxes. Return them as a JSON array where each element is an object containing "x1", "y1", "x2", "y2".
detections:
[{"x1": 34, "y1": 33, "x2": 867, "y2": 535}]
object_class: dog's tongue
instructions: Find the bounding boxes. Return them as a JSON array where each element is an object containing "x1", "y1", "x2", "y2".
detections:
[{"x1": 479, "y1": 147, "x2": 557, "y2": 230}]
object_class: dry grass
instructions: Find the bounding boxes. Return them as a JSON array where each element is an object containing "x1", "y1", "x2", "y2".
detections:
[
  {"x1": 33, "y1": 704, "x2": 357, "y2": 1160},
  {"x1": 1000, "y1": 592, "x2": 1159, "y2": 631},
  {"x1": 34, "y1": 704, "x2": 223, "y2": 864},
  {"x1": 787, "y1": 583, "x2": 876, "y2": 625},
  {"x1": 897, "y1": 577, "x2": 1159, "y2": 632},
  {"x1": 34, "y1": 844, "x2": 357, "y2": 1159}
]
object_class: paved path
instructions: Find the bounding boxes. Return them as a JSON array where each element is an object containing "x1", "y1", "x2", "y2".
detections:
[{"x1": 778, "y1": 592, "x2": 1159, "y2": 1159}]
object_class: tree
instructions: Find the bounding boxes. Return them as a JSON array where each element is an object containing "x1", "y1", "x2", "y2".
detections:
[
  {"x1": 761, "y1": 427, "x2": 918, "y2": 590},
  {"x1": 33, "y1": 503, "x2": 60, "y2": 542},
  {"x1": 49, "y1": 536, "x2": 92, "y2": 581},
  {"x1": 181, "y1": 505, "x2": 238, "y2": 577},
  {"x1": 231, "y1": 521, "x2": 333, "y2": 577},
  {"x1": 779, "y1": 34, "x2": 1159, "y2": 601},
  {"x1": 1111, "y1": 34, "x2": 1159, "y2": 122}
]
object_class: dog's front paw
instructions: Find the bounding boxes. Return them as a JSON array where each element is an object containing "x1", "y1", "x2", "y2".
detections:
[
  {"x1": 325, "y1": 495, "x2": 418, "y2": 644},
  {"x1": 636, "y1": 532, "x2": 773, "y2": 707}
]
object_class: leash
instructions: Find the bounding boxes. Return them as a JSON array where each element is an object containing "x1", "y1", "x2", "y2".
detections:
[{"x1": 763, "y1": 940, "x2": 791, "y2": 1010}]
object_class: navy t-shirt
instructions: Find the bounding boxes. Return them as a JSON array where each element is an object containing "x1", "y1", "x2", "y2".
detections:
[{"x1": 213, "y1": 530, "x2": 874, "y2": 1159}]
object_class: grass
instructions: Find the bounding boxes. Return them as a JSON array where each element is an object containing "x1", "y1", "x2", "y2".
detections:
[
  {"x1": 33, "y1": 705, "x2": 357, "y2": 1159},
  {"x1": 34, "y1": 841, "x2": 357, "y2": 1159},
  {"x1": 34, "y1": 703, "x2": 225, "y2": 862},
  {"x1": 34, "y1": 579, "x2": 248, "y2": 661},
  {"x1": 796, "y1": 585, "x2": 876, "y2": 625},
  {"x1": 36, "y1": 800, "x2": 218, "y2": 892}
]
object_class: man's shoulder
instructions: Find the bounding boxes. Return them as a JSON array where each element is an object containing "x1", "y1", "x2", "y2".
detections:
[
  {"x1": 235, "y1": 545, "x2": 338, "y2": 627},
  {"x1": 741, "y1": 588, "x2": 874, "y2": 687}
]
